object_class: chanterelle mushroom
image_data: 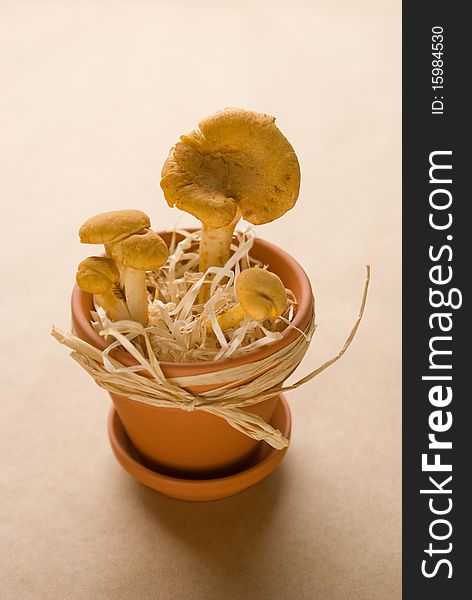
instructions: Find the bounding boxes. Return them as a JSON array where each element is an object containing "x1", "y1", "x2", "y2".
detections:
[
  {"x1": 111, "y1": 229, "x2": 169, "y2": 326},
  {"x1": 160, "y1": 108, "x2": 300, "y2": 278},
  {"x1": 76, "y1": 257, "x2": 130, "y2": 322},
  {"x1": 208, "y1": 267, "x2": 288, "y2": 333},
  {"x1": 79, "y1": 209, "x2": 151, "y2": 281},
  {"x1": 79, "y1": 209, "x2": 150, "y2": 249}
]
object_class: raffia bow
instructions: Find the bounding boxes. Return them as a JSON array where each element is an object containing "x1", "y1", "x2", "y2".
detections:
[{"x1": 52, "y1": 267, "x2": 370, "y2": 450}]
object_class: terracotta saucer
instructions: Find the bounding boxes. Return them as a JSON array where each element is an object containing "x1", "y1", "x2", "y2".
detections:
[{"x1": 108, "y1": 395, "x2": 291, "y2": 501}]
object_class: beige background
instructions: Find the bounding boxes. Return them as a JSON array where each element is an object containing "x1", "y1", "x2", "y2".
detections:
[{"x1": 0, "y1": 1, "x2": 401, "y2": 598}]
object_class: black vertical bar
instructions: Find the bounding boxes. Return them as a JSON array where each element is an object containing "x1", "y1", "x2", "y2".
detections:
[{"x1": 403, "y1": 2, "x2": 470, "y2": 598}]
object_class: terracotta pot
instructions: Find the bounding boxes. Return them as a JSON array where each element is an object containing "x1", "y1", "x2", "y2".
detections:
[{"x1": 71, "y1": 230, "x2": 313, "y2": 477}]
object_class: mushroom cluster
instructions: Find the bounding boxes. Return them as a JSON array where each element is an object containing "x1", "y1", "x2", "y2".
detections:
[
  {"x1": 76, "y1": 108, "x2": 300, "y2": 357},
  {"x1": 77, "y1": 209, "x2": 169, "y2": 326}
]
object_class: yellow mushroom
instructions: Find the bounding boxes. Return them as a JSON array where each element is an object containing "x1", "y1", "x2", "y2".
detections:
[
  {"x1": 79, "y1": 209, "x2": 150, "y2": 253},
  {"x1": 111, "y1": 229, "x2": 169, "y2": 326},
  {"x1": 208, "y1": 268, "x2": 288, "y2": 333},
  {"x1": 76, "y1": 257, "x2": 130, "y2": 322},
  {"x1": 160, "y1": 108, "x2": 300, "y2": 277},
  {"x1": 79, "y1": 209, "x2": 151, "y2": 282}
]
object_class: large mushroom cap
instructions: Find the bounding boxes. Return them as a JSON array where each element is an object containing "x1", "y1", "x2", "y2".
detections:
[
  {"x1": 160, "y1": 108, "x2": 300, "y2": 228},
  {"x1": 76, "y1": 256, "x2": 120, "y2": 294},
  {"x1": 79, "y1": 209, "x2": 150, "y2": 244},
  {"x1": 236, "y1": 268, "x2": 288, "y2": 321},
  {"x1": 111, "y1": 229, "x2": 169, "y2": 271}
]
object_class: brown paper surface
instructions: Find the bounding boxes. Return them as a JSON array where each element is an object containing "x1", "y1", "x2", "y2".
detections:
[{"x1": 0, "y1": 1, "x2": 400, "y2": 598}]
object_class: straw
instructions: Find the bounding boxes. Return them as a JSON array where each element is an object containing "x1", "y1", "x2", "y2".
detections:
[{"x1": 52, "y1": 265, "x2": 370, "y2": 450}]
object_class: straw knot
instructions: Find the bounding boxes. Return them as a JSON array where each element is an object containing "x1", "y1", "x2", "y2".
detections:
[{"x1": 182, "y1": 398, "x2": 197, "y2": 412}]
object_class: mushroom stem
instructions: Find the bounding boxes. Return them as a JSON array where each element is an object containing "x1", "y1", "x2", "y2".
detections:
[
  {"x1": 199, "y1": 210, "x2": 240, "y2": 273},
  {"x1": 207, "y1": 303, "x2": 245, "y2": 333},
  {"x1": 95, "y1": 291, "x2": 130, "y2": 322},
  {"x1": 110, "y1": 229, "x2": 169, "y2": 325},
  {"x1": 123, "y1": 267, "x2": 149, "y2": 326},
  {"x1": 198, "y1": 209, "x2": 240, "y2": 303},
  {"x1": 104, "y1": 243, "x2": 126, "y2": 290}
]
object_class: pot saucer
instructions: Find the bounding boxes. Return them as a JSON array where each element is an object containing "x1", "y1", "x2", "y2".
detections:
[{"x1": 107, "y1": 395, "x2": 291, "y2": 501}]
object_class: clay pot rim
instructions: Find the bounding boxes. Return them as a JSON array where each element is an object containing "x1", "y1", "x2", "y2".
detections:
[{"x1": 71, "y1": 229, "x2": 314, "y2": 376}]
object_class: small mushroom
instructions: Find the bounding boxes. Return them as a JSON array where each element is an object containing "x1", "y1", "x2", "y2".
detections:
[
  {"x1": 76, "y1": 257, "x2": 130, "y2": 322},
  {"x1": 111, "y1": 229, "x2": 169, "y2": 326},
  {"x1": 160, "y1": 108, "x2": 300, "y2": 277},
  {"x1": 208, "y1": 268, "x2": 288, "y2": 333},
  {"x1": 79, "y1": 209, "x2": 151, "y2": 281}
]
